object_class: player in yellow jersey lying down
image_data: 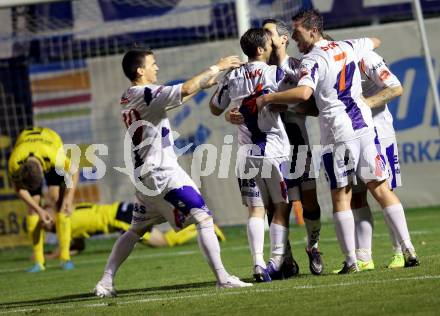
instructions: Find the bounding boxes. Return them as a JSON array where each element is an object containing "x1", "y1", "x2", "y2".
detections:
[{"x1": 26, "y1": 201, "x2": 226, "y2": 259}]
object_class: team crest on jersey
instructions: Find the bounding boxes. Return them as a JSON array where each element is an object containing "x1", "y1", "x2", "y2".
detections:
[{"x1": 120, "y1": 89, "x2": 133, "y2": 105}]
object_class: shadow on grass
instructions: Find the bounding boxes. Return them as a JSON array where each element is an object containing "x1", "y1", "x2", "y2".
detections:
[{"x1": 0, "y1": 280, "x2": 216, "y2": 311}]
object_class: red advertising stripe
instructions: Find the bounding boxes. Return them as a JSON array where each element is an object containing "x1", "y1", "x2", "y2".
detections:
[{"x1": 33, "y1": 94, "x2": 91, "y2": 108}]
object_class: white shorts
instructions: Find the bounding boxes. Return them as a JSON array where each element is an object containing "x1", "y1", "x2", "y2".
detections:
[
  {"x1": 322, "y1": 131, "x2": 388, "y2": 190},
  {"x1": 353, "y1": 135, "x2": 401, "y2": 193},
  {"x1": 236, "y1": 156, "x2": 292, "y2": 207},
  {"x1": 131, "y1": 166, "x2": 211, "y2": 231}
]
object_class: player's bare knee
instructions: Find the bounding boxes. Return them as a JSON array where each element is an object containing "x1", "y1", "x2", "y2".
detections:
[
  {"x1": 248, "y1": 206, "x2": 265, "y2": 218},
  {"x1": 129, "y1": 226, "x2": 148, "y2": 237}
]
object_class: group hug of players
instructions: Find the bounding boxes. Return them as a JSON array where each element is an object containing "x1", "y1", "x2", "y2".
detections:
[{"x1": 8, "y1": 9, "x2": 419, "y2": 295}]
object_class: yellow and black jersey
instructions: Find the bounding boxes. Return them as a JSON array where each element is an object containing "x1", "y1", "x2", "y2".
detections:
[
  {"x1": 8, "y1": 127, "x2": 71, "y2": 186},
  {"x1": 71, "y1": 202, "x2": 133, "y2": 239}
]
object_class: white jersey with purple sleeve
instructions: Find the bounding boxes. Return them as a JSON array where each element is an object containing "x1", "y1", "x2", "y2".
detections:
[
  {"x1": 360, "y1": 50, "x2": 400, "y2": 139},
  {"x1": 211, "y1": 61, "x2": 290, "y2": 158},
  {"x1": 120, "y1": 84, "x2": 182, "y2": 177},
  {"x1": 297, "y1": 38, "x2": 375, "y2": 145}
]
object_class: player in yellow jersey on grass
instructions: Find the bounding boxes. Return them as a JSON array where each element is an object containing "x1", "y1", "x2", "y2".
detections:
[
  {"x1": 33, "y1": 201, "x2": 226, "y2": 258},
  {"x1": 8, "y1": 127, "x2": 78, "y2": 272}
]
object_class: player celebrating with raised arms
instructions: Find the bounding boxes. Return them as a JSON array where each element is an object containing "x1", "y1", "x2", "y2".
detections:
[
  {"x1": 94, "y1": 48, "x2": 251, "y2": 298},
  {"x1": 209, "y1": 28, "x2": 293, "y2": 282},
  {"x1": 256, "y1": 9, "x2": 418, "y2": 273}
]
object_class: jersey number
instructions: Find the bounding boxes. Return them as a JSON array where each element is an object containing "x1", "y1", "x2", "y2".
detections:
[{"x1": 122, "y1": 109, "x2": 143, "y2": 169}]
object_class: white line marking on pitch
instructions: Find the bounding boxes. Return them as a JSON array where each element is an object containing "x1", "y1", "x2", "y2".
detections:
[
  {"x1": 0, "y1": 274, "x2": 439, "y2": 314},
  {"x1": 0, "y1": 229, "x2": 433, "y2": 274}
]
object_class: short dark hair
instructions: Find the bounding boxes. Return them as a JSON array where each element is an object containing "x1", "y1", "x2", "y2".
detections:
[
  {"x1": 122, "y1": 48, "x2": 154, "y2": 81},
  {"x1": 292, "y1": 9, "x2": 324, "y2": 34},
  {"x1": 21, "y1": 159, "x2": 43, "y2": 191},
  {"x1": 240, "y1": 28, "x2": 271, "y2": 59},
  {"x1": 262, "y1": 18, "x2": 290, "y2": 47}
]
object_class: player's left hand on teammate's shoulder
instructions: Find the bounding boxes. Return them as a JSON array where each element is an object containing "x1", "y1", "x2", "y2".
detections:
[{"x1": 216, "y1": 55, "x2": 244, "y2": 71}]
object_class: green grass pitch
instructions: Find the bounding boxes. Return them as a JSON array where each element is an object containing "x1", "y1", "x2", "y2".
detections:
[{"x1": 0, "y1": 207, "x2": 439, "y2": 315}]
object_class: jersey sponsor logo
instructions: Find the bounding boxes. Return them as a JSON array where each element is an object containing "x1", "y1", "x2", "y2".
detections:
[
  {"x1": 371, "y1": 61, "x2": 384, "y2": 71},
  {"x1": 245, "y1": 69, "x2": 263, "y2": 79},
  {"x1": 319, "y1": 41, "x2": 339, "y2": 51},
  {"x1": 241, "y1": 190, "x2": 260, "y2": 198}
]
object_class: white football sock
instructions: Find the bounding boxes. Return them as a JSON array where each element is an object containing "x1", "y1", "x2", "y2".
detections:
[
  {"x1": 382, "y1": 204, "x2": 414, "y2": 251},
  {"x1": 333, "y1": 210, "x2": 357, "y2": 266},
  {"x1": 269, "y1": 223, "x2": 288, "y2": 270},
  {"x1": 303, "y1": 208, "x2": 321, "y2": 250},
  {"x1": 352, "y1": 206, "x2": 373, "y2": 261},
  {"x1": 102, "y1": 230, "x2": 140, "y2": 285},
  {"x1": 247, "y1": 217, "x2": 266, "y2": 268},
  {"x1": 197, "y1": 218, "x2": 229, "y2": 284},
  {"x1": 383, "y1": 212, "x2": 403, "y2": 254}
]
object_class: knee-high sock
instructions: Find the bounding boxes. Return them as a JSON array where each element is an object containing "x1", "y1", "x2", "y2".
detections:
[
  {"x1": 384, "y1": 218, "x2": 403, "y2": 254},
  {"x1": 27, "y1": 214, "x2": 45, "y2": 266},
  {"x1": 56, "y1": 213, "x2": 71, "y2": 261},
  {"x1": 102, "y1": 230, "x2": 140, "y2": 285},
  {"x1": 352, "y1": 206, "x2": 373, "y2": 261},
  {"x1": 269, "y1": 223, "x2": 288, "y2": 270},
  {"x1": 383, "y1": 204, "x2": 414, "y2": 251},
  {"x1": 197, "y1": 218, "x2": 229, "y2": 283},
  {"x1": 303, "y1": 207, "x2": 321, "y2": 250},
  {"x1": 333, "y1": 210, "x2": 357, "y2": 266},
  {"x1": 247, "y1": 217, "x2": 266, "y2": 267}
]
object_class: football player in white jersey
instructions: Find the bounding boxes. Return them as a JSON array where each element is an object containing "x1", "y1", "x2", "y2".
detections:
[
  {"x1": 94, "y1": 48, "x2": 252, "y2": 297},
  {"x1": 352, "y1": 50, "x2": 406, "y2": 270},
  {"x1": 209, "y1": 28, "x2": 292, "y2": 282},
  {"x1": 225, "y1": 20, "x2": 324, "y2": 276},
  {"x1": 257, "y1": 9, "x2": 419, "y2": 273},
  {"x1": 262, "y1": 18, "x2": 324, "y2": 276}
]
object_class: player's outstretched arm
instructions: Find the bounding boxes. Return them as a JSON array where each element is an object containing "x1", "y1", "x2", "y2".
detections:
[
  {"x1": 256, "y1": 85, "x2": 313, "y2": 111},
  {"x1": 363, "y1": 85, "x2": 403, "y2": 109},
  {"x1": 181, "y1": 56, "x2": 243, "y2": 99}
]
